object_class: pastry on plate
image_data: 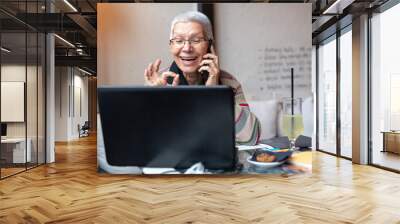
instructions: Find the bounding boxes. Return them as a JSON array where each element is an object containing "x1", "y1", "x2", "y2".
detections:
[{"x1": 255, "y1": 153, "x2": 276, "y2": 162}]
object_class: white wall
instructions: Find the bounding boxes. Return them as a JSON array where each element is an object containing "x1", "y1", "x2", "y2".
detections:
[
  {"x1": 214, "y1": 4, "x2": 312, "y2": 139},
  {"x1": 97, "y1": 3, "x2": 197, "y2": 86},
  {"x1": 1, "y1": 64, "x2": 46, "y2": 163},
  {"x1": 1, "y1": 65, "x2": 36, "y2": 137},
  {"x1": 1, "y1": 65, "x2": 26, "y2": 141},
  {"x1": 214, "y1": 3, "x2": 312, "y2": 101},
  {"x1": 72, "y1": 73, "x2": 89, "y2": 138},
  {"x1": 55, "y1": 67, "x2": 89, "y2": 141},
  {"x1": 55, "y1": 66, "x2": 69, "y2": 141},
  {"x1": 1, "y1": 65, "x2": 26, "y2": 81}
]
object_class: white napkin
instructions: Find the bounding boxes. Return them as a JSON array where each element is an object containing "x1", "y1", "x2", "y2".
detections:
[{"x1": 236, "y1": 144, "x2": 274, "y2": 151}]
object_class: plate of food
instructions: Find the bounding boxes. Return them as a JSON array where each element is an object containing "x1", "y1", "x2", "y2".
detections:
[
  {"x1": 247, "y1": 157, "x2": 286, "y2": 168},
  {"x1": 247, "y1": 149, "x2": 293, "y2": 168}
]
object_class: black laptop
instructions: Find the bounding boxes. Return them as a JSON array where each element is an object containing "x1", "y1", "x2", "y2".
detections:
[{"x1": 97, "y1": 86, "x2": 236, "y2": 170}]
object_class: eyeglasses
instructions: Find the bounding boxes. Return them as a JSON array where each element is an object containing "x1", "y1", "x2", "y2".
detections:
[{"x1": 170, "y1": 38, "x2": 208, "y2": 47}]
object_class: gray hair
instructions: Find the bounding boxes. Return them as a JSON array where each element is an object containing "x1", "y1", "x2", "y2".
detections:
[{"x1": 169, "y1": 11, "x2": 214, "y2": 41}]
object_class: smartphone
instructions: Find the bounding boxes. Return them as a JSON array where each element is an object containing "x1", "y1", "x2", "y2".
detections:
[{"x1": 200, "y1": 40, "x2": 213, "y2": 82}]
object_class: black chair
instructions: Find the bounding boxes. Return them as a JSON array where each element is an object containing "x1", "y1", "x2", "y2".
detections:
[{"x1": 79, "y1": 121, "x2": 90, "y2": 138}]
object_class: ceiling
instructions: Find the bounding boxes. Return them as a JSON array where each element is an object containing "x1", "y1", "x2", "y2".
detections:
[{"x1": 0, "y1": 0, "x2": 393, "y2": 75}]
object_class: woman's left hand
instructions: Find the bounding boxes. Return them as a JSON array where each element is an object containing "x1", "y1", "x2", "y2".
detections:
[{"x1": 198, "y1": 45, "x2": 220, "y2": 86}]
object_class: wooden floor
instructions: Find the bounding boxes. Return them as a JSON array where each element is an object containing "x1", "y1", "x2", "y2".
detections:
[
  {"x1": 1, "y1": 163, "x2": 45, "y2": 178},
  {"x1": 1, "y1": 167, "x2": 26, "y2": 178},
  {"x1": 1, "y1": 135, "x2": 400, "y2": 224},
  {"x1": 372, "y1": 150, "x2": 400, "y2": 171}
]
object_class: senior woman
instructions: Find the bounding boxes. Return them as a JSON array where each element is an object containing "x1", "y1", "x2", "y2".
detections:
[{"x1": 144, "y1": 11, "x2": 261, "y2": 145}]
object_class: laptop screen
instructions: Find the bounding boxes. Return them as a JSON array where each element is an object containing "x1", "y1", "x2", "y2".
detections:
[{"x1": 98, "y1": 86, "x2": 236, "y2": 170}]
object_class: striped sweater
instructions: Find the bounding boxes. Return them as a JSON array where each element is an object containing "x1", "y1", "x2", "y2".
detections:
[
  {"x1": 219, "y1": 70, "x2": 261, "y2": 145},
  {"x1": 164, "y1": 62, "x2": 261, "y2": 145}
]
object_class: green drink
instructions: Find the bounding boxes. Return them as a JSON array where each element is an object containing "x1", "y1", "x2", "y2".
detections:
[{"x1": 282, "y1": 114, "x2": 304, "y2": 140}]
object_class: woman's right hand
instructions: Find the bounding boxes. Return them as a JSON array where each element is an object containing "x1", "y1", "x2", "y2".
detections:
[{"x1": 144, "y1": 59, "x2": 179, "y2": 86}]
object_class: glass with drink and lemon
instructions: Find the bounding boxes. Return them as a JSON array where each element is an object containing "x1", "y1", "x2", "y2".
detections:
[{"x1": 282, "y1": 98, "x2": 304, "y2": 151}]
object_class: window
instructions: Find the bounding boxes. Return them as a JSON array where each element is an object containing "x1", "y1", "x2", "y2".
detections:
[
  {"x1": 340, "y1": 28, "x2": 352, "y2": 158},
  {"x1": 318, "y1": 36, "x2": 337, "y2": 154},
  {"x1": 0, "y1": 1, "x2": 46, "y2": 179},
  {"x1": 371, "y1": 3, "x2": 400, "y2": 171}
]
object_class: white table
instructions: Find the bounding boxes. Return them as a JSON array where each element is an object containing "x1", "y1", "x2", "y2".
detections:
[{"x1": 1, "y1": 138, "x2": 31, "y2": 163}]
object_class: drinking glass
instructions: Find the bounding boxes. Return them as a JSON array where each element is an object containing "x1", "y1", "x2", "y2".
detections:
[{"x1": 281, "y1": 98, "x2": 304, "y2": 151}]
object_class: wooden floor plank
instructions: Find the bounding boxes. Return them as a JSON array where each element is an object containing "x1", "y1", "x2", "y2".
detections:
[{"x1": 1, "y1": 134, "x2": 400, "y2": 223}]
